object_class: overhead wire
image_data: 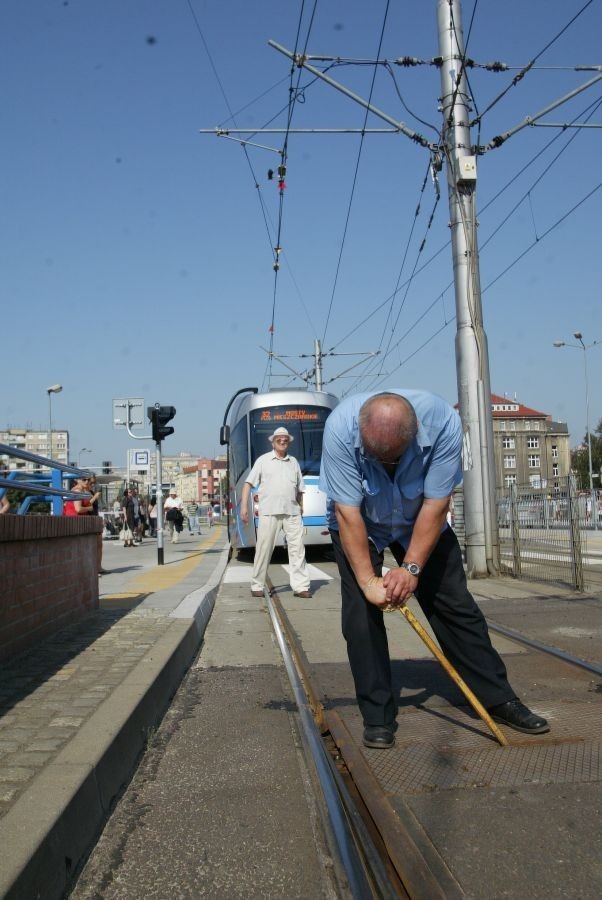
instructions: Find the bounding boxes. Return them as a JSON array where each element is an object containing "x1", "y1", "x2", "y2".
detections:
[
  {"x1": 470, "y1": 0, "x2": 595, "y2": 127},
  {"x1": 367, "y1": 178, "x2": 600, "y2": 388},
  {"x1": 328, "y1": 89, "x2": 599, "y2": 369},
  {"x1": 320, "y1": 0, "x2": 392, "y2": 349},
  {"x1": 266, "y1": 0, "x2": 321, "y2": 388}
]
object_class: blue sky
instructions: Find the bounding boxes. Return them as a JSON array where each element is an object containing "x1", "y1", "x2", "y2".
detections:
[{"x1": 1, "y1": 0, "x2": 600, "y2": 469}]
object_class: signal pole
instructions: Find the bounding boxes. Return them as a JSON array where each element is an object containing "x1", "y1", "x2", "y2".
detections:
[{"x1": 436, "y1": 0, "x2": 498, "y2": 576}]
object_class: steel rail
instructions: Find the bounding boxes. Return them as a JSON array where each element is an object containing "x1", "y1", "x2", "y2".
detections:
[
  {"x1": 268, "y1": 587, "x2": 464, "y2": 899},
  {"x1": 265, "y1": 589, "x2": 377, "y2": 898},
  {"x1": 487, "y1": 620, "x2": 602, "y2": 676}
]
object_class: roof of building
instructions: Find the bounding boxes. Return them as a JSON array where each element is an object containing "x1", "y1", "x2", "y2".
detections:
[{"x1": 490, "y1": 393, "x2": 549, "y2": 419}]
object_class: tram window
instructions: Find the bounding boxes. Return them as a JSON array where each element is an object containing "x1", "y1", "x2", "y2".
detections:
[
  {"x1": 250, "y1": 406, "x2": 331, "y2": 475},
  {"x1": 230, "y1": 417, "x2": 249, "y2": 483}
]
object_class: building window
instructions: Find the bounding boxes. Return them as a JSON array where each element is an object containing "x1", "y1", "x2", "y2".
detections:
[
  {"x1": 552, "y1": 445, "x2": 558, "y2": 459},
  {"x1": 527, "y1": 437, "x2": 539, "y2": 449},
  {"x1": 528, "y1": 455, "x2": 540, "y2": 468},
  {"x1": 552, "y1": 464, "x2": 559, "y2": 476},
  {"x1": 499, "y1": 421, "x2": 506, "y2": 432},
  {"x1": 502, "y1": 437, "x2": 515, "y2": 449},
  {"x1": 504, "y1": 474, "x2": 517, "y2": 487},
  {"x1": 503, "y1": 455, "x2": 516, "y2": 469},
  {"x1": 529, "y1": 475, "x2": 542, "y2": 488},
  {"x1": 508, "y1": 421, "x2": 516, "y2": 431}
]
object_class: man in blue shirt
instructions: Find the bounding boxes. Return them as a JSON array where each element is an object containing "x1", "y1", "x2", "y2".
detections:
[{"x1": 320, "y1": 390, "x2": 549, "y2": 749}]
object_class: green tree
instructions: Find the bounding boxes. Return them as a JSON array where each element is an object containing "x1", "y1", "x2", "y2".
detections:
[{"x1": 571, "y1": 418, "x2": 602, "y2": 489}]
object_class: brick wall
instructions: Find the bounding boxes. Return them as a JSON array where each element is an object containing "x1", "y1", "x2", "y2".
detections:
[{"x1": 0, "y1": 516, "x2": 102, "y2": 663}]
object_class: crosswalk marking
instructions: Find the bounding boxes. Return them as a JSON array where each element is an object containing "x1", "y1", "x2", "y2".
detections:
[{"x1": 281, "y1": 563, "x2": 332, "y2": 581}]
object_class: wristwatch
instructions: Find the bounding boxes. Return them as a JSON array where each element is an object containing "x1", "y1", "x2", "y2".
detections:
[{"x1": 401, "y1": 561, "x2": 421, "y2": 577}]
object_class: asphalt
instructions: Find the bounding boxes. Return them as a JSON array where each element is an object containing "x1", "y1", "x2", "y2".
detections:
[{"x1": 1, "y1": 528, "x2": 601, "y2": 899}]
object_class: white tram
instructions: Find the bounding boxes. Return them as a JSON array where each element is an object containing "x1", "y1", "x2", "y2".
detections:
[{"x1": 220, "y1": 387, "x2": 338, "y2": 549}]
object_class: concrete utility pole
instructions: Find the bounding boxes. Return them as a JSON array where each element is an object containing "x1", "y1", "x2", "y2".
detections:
[{"x1": 436, "y1": 0, "x2": 498, "y2": 575}]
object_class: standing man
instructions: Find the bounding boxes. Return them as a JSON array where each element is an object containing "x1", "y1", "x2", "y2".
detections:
[
  {"x1": 320, "y1": 390, "x2": 549, "y2": 749},
  {"x1": 241, "y1": 426, "x2": 312, "y2": 599},
  {"x1": 164, "y1": 488, "x2": 184, "y2": 543}
]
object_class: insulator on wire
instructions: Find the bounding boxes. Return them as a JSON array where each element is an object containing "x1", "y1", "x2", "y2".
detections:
[
  {"x1": 267, "y1": 169, "x2": 274, "y2": 180},
  {"x1": 277, "y1": 165, "x2": 287, "y2": 178}
]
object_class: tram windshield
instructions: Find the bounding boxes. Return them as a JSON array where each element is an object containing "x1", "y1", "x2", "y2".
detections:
[{"x1": 250, "y1": 405, "x2": 332, "y2": 475}]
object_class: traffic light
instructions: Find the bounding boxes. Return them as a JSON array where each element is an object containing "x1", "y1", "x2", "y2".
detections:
[
  {"x1": 102, "y1": 460, "x2": 112, "y2": 475},
  {"x1": 148, "y1": 404, "x2": 176, "y2": 443}
]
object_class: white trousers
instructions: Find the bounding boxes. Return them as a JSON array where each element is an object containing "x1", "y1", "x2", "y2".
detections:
[{"x1": 251, "y1": 514, "x2": 310, "y2": 593}]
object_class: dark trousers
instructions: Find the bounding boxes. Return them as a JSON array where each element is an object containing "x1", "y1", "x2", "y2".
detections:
[{"x1": 330, "y1": 527, "x2": 515, "y2": 727}]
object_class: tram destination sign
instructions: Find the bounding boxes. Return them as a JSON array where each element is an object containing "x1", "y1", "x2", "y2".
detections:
[{"x1": 259, "y1": 407, "x2": 320, "y2": 423}]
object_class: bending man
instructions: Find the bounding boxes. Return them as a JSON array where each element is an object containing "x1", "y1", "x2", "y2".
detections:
[{"x1": 320, "y1": 390, "x2": 549, "y2": 749}]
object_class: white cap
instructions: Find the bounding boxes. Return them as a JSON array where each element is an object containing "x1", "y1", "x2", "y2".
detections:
[{"x1": 269, "y1": 426, "x2": 294, "y2": 443}]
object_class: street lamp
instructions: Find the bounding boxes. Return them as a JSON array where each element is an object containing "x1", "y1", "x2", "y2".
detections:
[
  {"x1": 46, "y1": 384, "x2": 63, "y2": 460},
  {"x1": 78, "y1": 448, "x2": 93, "y2": 467},
  {"x1": 553, "y1": 333, "x2": 600, "y2": 529}
]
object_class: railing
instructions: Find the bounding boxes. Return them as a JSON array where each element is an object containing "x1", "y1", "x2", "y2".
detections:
[
  {"x1": 0, "y1": 444, "x2": 93, "y2": 515},
  {"x1": 496, "y1": 476, "x2": 602, "y2": 593}
]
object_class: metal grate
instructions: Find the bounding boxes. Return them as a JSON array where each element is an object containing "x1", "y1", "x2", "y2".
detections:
[{"x1": 357, "y1": 702, "x2": 602, "y2": 794}]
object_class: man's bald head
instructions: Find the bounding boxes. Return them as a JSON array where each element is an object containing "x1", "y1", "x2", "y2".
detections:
[{"x1": 358, "y1": 393, "x2": 418, "y2": 463}]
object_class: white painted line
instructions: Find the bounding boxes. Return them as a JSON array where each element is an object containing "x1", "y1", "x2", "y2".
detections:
[
  {"x1": 223, "y1": 566, "x2": 253, "y2": 583},
  {"x1": 281, "y1": 563, "x2": 333, "y2": 581}
]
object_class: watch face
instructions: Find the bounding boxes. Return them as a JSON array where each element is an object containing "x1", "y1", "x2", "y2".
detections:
[{"x1": 404, "y1": 562, "x2": 420, "y2": 576}]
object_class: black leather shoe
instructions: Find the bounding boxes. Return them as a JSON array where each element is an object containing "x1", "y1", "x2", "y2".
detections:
[
  {"x1": 488, "y1": 699, "x2": 549, "y2": 734},
  {"x1": 363, "y1": 725, "x2": 395, "y2": 749}
]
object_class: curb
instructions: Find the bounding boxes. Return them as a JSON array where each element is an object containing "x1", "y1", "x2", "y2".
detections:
[{"x1": 0, "y1": 544, "x2": 231, "y2": 900}]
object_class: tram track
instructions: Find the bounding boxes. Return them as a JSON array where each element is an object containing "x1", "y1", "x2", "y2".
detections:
[
  {"x1": 486, "y1": 619, "x2": 602, "y2": 677},
  {"x1": 267, "y1": 583, "x2": 463, "y2": 900}
]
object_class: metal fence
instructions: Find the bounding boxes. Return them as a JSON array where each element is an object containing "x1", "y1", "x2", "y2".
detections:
[
  {"x1": 0, "y1": 443, "x2": 93, "y2": 514},
  {"x1": 495, "y1": 476, "x2": 602, "y2": 593}
]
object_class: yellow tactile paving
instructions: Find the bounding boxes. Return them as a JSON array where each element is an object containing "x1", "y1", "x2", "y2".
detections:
[{"x1": 127, "y1": 528, "x2": 224, "y2": 594}]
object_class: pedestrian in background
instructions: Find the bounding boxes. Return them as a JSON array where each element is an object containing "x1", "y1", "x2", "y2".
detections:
[
  {"x1": 240, "y1": 426, "x2": 312, "y2": 599},
  {"x1": 186, "y1": 499, "x2": 200, "y2": 535},
  {"x1": 148, "y1": 495, "x2": 158, "y2": 537},
  {"x1": 164, "y1": 489, "x2": 184, "y2": 543},
  {"x1": 121, "y1": 489, "x2": 136, "y2": 548}
]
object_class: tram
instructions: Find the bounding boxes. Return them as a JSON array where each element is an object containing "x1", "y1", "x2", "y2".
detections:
[{"x1": 220, "y1": 387, "x2": 339, "y2": 549}]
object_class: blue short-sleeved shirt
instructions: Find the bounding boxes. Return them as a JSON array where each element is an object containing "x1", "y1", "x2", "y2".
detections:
[{"x1": 319, "y1": 389, "x2": 463, "y2": 551}]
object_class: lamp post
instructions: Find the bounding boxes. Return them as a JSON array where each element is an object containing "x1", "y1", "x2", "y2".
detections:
[
  {"x1": 553, "y1": 333, "x2": 600, "y2": 529},
  {"x1": 78, "y1": 448, "x2": 93, "y2": 467},
  {"x1": 46, "y1": 384, "x2": 63, "y2": 460}
]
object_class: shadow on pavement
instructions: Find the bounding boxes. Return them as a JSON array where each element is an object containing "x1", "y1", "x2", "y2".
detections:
[{"x1": 0, "y1": 608, "x2": 134, "y2": 715}]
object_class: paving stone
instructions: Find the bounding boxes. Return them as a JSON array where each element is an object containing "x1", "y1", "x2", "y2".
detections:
[{"x1": 0, "y1": 767, "x2": 34, "y2": 783}]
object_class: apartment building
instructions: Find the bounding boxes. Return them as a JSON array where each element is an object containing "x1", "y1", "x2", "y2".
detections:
[
  {"x1": 0, "y1": 428, "x2": 69, "y2": 471},
  {"x1": 491, "y1": 394, "x2": 570, "y2": 490},
  {"x1": 183, "y1": 457, "x2": 227, "y2": 505}
]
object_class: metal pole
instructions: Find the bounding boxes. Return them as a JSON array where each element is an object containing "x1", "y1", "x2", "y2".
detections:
[
  {"x1": 314, "y1": 339, "x2": 323, "y2": 391},
  {"x1": 437, "y1": 0, "x2": 498, "y2": 576},
  {"x1": 579, "y1": 340, "x2": 597, "y2": 530},
  {"x1": 156, "y1": 442, "x2": 165, "y2": 565},
  {"x1": 48, "y1": 393, "x2": 53, "y2": 461}
]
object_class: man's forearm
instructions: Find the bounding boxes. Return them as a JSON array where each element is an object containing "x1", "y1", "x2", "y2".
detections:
[
  {"x1": 403, "y1": 498, "x2": 450, "y2": 567},
  {"x1": 335, "y1": 505, "x2": 375, "y2": 588}
]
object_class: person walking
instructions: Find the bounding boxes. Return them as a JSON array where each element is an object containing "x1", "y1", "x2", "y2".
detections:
[
  {"x1": 320, "y1": 390, "x2": 549, "y2": 749},
  {"x1": 240, "y1": 426, "x2": 311, "y2": 599},
  {"x1": 164, "y1": 489, "x2": 184, "y2": 543},
  {"x1": 186, "y1": 499, "x2": 200, "y2": 535},
  {"x1": 148, "y1": 495, "x2": 158, "y2": 537},
  {"x1": 121, "y1": 488, "x2": 136, "y2": 548}
]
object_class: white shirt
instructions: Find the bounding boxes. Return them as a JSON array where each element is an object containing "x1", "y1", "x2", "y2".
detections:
[
  {"x1": 164, "y1": 495, "x2": 183, "y2": 512},
  {"x1": 246, "y1": 450, "x2": 304, "y2": 516}
]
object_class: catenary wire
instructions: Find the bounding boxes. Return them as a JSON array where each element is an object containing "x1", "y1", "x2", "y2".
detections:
[
  {"x1": 320, "y1": 0, "x2": 392, "y2": 349},
  {"x1": 471, "y1": 0, "x2": 596, "y2": 127},
  {"x1": 266, "y1": 0, "x2": 321, "y2": 387},
  {"x1": 328, "y1": 91, "x2": 599, "y2": 360}
]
